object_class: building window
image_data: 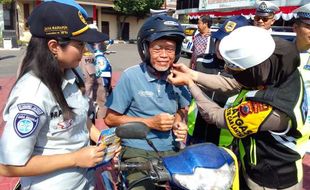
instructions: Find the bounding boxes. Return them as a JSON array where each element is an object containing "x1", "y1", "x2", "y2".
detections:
[
  {"x1": 101, "y1": 21, "x2": 110, "y2": 38},
  {"x1": 176, "y1": 0, "x2": 199, "y2": 10},
  {"x1": 3, "y1": 3, "x2": 14, "y2": 30}
]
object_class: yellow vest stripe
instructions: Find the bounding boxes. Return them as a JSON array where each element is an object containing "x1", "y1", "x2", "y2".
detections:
[
  {"x1": 223, "y1": 147, "x2": 240, "y2": 190},
  {"x1": 187, "y1": 98, "x2": 198, "y2": 136}
]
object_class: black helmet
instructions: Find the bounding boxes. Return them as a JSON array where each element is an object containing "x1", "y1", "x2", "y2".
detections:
[{"x1": 137, "y1": 14, "x2": 185, "y2": 63}]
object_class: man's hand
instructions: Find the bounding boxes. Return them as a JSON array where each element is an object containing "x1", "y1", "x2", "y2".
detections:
[
  {"x1": 173, "y1": 122, "x2": 188, "y2": 142},
  {"x1": 146, "y1": 113, "x2": 175, "y2": 131}
]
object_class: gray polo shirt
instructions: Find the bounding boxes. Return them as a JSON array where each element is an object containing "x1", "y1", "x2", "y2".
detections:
[{"x1": 0, "y1": 70, "x2": 94, "y2": 190}]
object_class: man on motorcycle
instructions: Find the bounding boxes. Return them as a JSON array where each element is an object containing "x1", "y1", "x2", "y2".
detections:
[{"x1": 104, "y1": 14, "x2": 191, "y2": 189}]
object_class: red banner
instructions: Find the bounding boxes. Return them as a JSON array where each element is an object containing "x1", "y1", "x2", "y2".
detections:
[{"x1": 189, "y1": 6, "x2": 299, "y2": 17}]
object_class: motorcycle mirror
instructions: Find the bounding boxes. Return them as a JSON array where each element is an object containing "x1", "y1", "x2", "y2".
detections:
[{"x1": 115, "y1": 122, "x2": 150, "y2": 139}]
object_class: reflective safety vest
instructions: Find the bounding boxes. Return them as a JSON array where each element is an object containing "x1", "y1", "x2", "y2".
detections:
[
  {"x1": 299, "y1": 51, "x2": 310, "y2": 152},
  {"x1": 235, "y1": 70, "x2": 310, "y2": 189},
  {"x1": 218, "y1": 90, "x2": 249, "y2": 148},
  {"x1": 187, "y1": 90, "x2": 249, "y2": 148},
  {"x1": 187, "y1": 98, "x2": 198, "y2": 136}
]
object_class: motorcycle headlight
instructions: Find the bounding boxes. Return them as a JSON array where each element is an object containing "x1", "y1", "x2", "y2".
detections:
[{"x1": 172, "y1": 163, "x2": 235, "y2": 190}]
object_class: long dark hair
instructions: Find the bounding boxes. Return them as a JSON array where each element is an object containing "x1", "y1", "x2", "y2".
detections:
[{"x1": 16, "y1": 37, "x2": 75, "y2": 120}]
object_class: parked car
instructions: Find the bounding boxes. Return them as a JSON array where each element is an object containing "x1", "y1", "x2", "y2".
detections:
[
  {"x1": 181, "y1": 24, "x2": 197, "y2": 57},
  {"x1": 181, "y1": 24, "x2": 296, "y2": 58},
  {"x1": 271, "y1": 30, "x2": 296, "y2": 42}
]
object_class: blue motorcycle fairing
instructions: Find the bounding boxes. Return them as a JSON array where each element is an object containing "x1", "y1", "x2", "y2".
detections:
[{"x1": 162, "y1": 143, "x2": 234, "y2": 175}]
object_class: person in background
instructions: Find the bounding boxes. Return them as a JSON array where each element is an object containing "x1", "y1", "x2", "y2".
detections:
[
  {"x1": 104, "y1": 14, "x2": 191, "y2": 189},
  {"x1": 254, "y1": 0, "x2": 279, "y2": 31},
  {"x1": 293, "y1": 3, "x2": 310, "y2": 155},
  {"x1": 190, "y1": 15, "x2": 212, "y2": 70},
  {"x1": 188, "y1": 15, "x2": 250, "y2": 146},
  {"x1": 168, "y1": 26, "x2": 309, "y2": 189},
  {"x1": 79, "y1": 41, "x2": 111, "y2": 120},
  {"x1": 79, "y1": 44, "x2": 100, "y2": 120},
  {"x1": 0, "y1": 1, "x2": 114, "y2": 189}
]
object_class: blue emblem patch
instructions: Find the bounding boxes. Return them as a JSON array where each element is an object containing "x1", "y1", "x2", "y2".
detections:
[{"x1": 14, "y1": 113, "x2": 39, "y2": 138}]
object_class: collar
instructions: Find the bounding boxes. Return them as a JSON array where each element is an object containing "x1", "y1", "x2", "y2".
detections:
[
  {"x1": 300, "y1": 49, "x2": 310, "y2": 54},
  {"x1": 61, "y1": 69, "x2": 76, "y2": 90},
  {"x1": 197, "y1": 32, "x2": 209, "y2": 38},
  {"x1": 142, "y1": 63, "x2": 170, "y2": 82}
]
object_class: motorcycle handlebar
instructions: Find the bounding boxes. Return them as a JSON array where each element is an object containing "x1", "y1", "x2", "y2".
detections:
[
  {"x1": 115, "y1": 159, "x2": 171, "y2": 183},
  {"x1": 114, "y1": 161, "x2": 151, "y2": 171}
]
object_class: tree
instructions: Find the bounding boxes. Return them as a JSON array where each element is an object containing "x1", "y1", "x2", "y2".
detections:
[
  {"x1": 0, "y1": 0, "x2": 13, "y2": 4},
  {"x1": 113, "y1": 0, "x2": 164, "y2": 40}
]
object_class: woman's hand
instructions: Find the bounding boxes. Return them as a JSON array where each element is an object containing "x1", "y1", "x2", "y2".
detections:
[
  {"x1": 72, "y1": 145, "x2": 105, "y2": 168},
  {"x1": 111, "y1": 145, "x2": 122, "y2": 165},
  {"x1": 172, "y1": 63, "x2": 198, "y2": 80},
  {"x1": 168, "y1": 69, "x2": 194, "y2": 86},
  {"x1": 173, "y1": 122, "x2": 188, "y2": 142}
]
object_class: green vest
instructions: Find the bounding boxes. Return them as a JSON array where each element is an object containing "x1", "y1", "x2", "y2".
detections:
[{"x1": 238, "y1": 70, "x2": 310, "y2": 189}]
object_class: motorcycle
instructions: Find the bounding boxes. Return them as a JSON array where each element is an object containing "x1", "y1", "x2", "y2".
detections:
[
  {"x1": 84, "y1": 40, "x2": 115, "y2": 120},
  {"x1": 114, "y1": 122, "x2": 239, "y2": 190},
  {"x1": 92, "y1": 40, "x2": 114, "y2": 90}
]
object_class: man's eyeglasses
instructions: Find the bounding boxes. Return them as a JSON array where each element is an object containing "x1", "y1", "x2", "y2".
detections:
[{"x1": 254, "y1": 16, "x2": 273, "y2": 22}]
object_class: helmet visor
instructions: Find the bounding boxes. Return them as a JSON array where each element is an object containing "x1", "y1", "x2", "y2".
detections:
[{"x1": 224, "y1": 59, "x2": 245, "y2": 72}]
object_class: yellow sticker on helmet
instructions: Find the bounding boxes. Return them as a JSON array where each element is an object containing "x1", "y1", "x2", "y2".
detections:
[{"x1": 224, "y1": 101, "x2": 272, "y2": 138}]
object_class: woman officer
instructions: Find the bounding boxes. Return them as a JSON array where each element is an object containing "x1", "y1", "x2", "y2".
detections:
[
  {"x1": 0, "y1": 1, "x2": 112, "y2": 190},
  {"x1": 168, "y1": 26, "x2": 310, "y2": 189}
]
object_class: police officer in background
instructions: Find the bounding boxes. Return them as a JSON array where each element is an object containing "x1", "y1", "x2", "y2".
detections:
[
  {"x1": 293, "y1": 3, "x2": 310, "y2": 54},
  {"x1": 254, "y1": 1, "x2": 279, "y2": 31},
  {"x1": 293, "y1": 3, "x2": 310, "y2": 154},
  {"x1": 188, "y1": 15, "x2": 250, "y2": 145}
]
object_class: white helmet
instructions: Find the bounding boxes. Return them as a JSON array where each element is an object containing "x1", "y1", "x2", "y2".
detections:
[{"x1": 219, "y1": 26, "x2": 275, "y2": 71}]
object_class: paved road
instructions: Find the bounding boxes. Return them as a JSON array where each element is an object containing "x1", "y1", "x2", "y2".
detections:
[{"x1": 0, "y1": 43, "x2": 191, "y2": 77}]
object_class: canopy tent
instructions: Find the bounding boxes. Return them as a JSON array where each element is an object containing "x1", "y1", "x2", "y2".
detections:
[{"x1": 188, "y1": 6, "x2": 299, "y2": 21}]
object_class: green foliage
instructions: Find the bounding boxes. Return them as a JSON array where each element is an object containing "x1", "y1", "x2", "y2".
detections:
[
  {"x1": 0, "y1": 0, "x2": 13, "y2": 4},
  {"x1": 114, "y1": 0, "x2": 164, "y2": 17}
]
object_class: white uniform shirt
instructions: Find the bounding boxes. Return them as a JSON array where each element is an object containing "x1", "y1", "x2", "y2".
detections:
[{"x1": 0, "y1": 70, "x2": 94, "y2": 190}]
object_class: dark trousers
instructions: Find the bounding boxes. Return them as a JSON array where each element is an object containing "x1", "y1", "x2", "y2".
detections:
[{"x1": 120, "y1": 146, "x2": 177, "y2": 190}]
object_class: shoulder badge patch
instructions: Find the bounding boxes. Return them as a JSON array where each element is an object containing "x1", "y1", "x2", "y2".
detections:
[
  {"x1": 14, "y1": 103, "x2": 44, "y2": 138},
  {"x1": 14, "y1": 113, "x2": 40, "y2": 138},
  {"x1": 225, "y1": 21, "x2": 237, "y2": 33},
  {"x1": 224, "y1": 100, "x2": 272, "y2": 138}
]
